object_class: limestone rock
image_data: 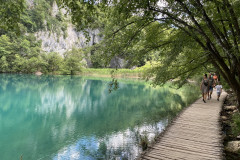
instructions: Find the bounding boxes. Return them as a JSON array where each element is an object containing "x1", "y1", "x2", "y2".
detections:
[
  {"x1": 225, "y1": 141, "x2": 240, "y2": 153},
  {"x1": 224, "y1": 105, "x2": 237, "y2": 111},
  {"x1": 221, "y1": 116, "x2": 228, "y2": 120},
  {"x1": 35, "y1": 71, "x2": 43, "y2": 76},
  {"x1": 226, "y1": 111, "x2": 233, "y2": 115},
  {"x1": 51, "y1": 1, "x2": 59, "y2": 17},
  {"x1": 236, "y1": 135, "x2": 240, "y2": 140},
  {"x1": 26, "y1": 0, "x2": 34, "y2": 8},
  {"x1": 233, "y1": 110, "x2": 238, "y2": 113},
  {"x1": 35, "y1": 27, "x2": 101, "y2": 56},
  {"x1": 110, "y1": 56, "x2": 128, "y2": 68}
]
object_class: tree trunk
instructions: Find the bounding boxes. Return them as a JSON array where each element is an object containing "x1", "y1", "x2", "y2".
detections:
[
  {"x1": 236, "y1": 90, "x2": 240, "y2": 107},
  {"x1": 223, "y1": 72, "x2": 240, "y2": 107}
]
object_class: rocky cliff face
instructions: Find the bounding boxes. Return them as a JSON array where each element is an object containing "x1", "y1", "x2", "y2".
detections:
[
  {"x1": 27, "y1": 0, "x2": 126, "y2": 68},
  {"x1": 34, "y1": 1, "x2": 101, "y2": 56},
  {"x1": 35, "y1": 25, "x2": 101, "y2": 55}
]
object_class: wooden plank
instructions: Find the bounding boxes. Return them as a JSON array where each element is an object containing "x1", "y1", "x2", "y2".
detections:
[
  {"x1": 156, "y1": 142, "x2": 222, "y2": 155},
  {"x1": 159, "y1": 136, "x2": 222, "y2": 146},
  {"x1": 159, "y1": 138, "x2": 223, "y2": 149},
  {"x1": 150, "y1": 149, "x2": 215, "y2": 160},
  {"x1": 152, "y1": 145, "x2": 220, "y2": 159},
  {"x1": 149, "y1": 151, "x2": 187, "y2": 160},
  {"x1": 140, "y1": 90, "x2": 227, "y2": 160},
  {"x1": 158, "y1": 141, "x2": 222, "y2": 153}
]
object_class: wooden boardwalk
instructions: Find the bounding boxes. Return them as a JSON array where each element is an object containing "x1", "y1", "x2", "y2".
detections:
[{"x1": 141, "y1": 90, "x2": 227, "y2": 160}]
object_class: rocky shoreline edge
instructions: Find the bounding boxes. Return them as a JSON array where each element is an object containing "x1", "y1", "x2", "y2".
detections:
[{"x1": 221, "y1": 91, "x2": 240, "y2": 160}]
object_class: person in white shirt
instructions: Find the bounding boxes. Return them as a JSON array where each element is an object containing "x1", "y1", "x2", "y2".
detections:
[{"x1": 215, "y1": 81, "x2": 222, "y2": 101}]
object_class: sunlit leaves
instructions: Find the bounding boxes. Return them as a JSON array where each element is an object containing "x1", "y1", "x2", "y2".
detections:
[
  {"x1": 63, "y1": 48, "x2": 84, "y2": 75},
  {"x1": 0, "y1": 0, "x2": 25, "y2": 33}
]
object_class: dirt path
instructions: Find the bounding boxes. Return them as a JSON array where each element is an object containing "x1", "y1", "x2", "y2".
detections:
[{"x1": 140, "y1": 90, "x2": 227, "y2": 160}]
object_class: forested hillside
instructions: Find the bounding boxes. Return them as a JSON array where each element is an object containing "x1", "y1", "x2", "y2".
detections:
[{"x1": 0, "y1": 0, "x2": 101, "y2": 74}]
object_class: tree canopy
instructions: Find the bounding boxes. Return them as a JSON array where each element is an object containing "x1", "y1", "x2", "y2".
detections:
[
  {"x1": 57, "y1": 0, "x2": 240, "y2": 103},
  {"x1": 0, "y1": 0, "x2": 25, "y2": 33}
]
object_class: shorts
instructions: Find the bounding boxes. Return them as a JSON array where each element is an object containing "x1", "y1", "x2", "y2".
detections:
[
  {"x1": 217, "y1": 92, "x2": 221, "y2": 96},
  {"x1": 209, "y1": 86, "x2": 213, "y2": 91}
]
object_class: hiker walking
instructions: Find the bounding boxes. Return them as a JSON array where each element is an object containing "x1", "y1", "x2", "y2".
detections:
[
  {"x1": 213, "y1": 73, "x2": 218, "y2": 85},
  {"x1": 208, "y1": 73, "x2": 214, "y2": 100},
  {"x1": 215, "y1": 81, "x2": 222, "y2": 101},
  {"x1": 200, "y1": 74, "x2": 209, "y2": 103}
]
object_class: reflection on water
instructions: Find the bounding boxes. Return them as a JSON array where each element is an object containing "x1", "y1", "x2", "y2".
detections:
[
  {"x1": 0, "y1": 74, "x2": 200, "y2": 159},
  {"x1": 54, "y1": 120, "x2": 167, "y2": 160}
]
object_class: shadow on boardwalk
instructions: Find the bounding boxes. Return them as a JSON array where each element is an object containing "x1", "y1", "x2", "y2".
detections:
[{"x1": 140, "y1": 89, "x2": 227, "y2": 160}]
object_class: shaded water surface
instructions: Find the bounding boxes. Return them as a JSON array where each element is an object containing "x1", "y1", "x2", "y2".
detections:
[{"x1": 0, "y1": 74, "x2": 200, "y2": 159}]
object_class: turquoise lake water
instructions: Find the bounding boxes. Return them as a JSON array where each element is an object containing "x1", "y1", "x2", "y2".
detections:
[{"x1": 0, "y1": 74, "x2": 200, "y2": 159}]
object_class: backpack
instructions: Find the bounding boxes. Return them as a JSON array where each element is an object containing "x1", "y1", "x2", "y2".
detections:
[
  {"x1": 203, "y1": 80, "x2": 208, "y2": 86},
  {"x1": 209, "y1": 78, "x2": 213, "y2": 86}
]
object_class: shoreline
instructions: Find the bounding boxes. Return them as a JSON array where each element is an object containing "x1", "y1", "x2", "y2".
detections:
[
  {"x1": 0, "y1": 68, "x2": 143, "y2": 79},
  {"x1": 78, "y1": 73, "x2": 141, "y2": 79},
  {"x1": 0, "y1": 72, "x2": 141, "y2": 79}
]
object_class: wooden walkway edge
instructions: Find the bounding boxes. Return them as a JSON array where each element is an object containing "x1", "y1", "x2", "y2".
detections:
[{"x1": 140, "y1": 90, "x2": 227, "y2": 160}]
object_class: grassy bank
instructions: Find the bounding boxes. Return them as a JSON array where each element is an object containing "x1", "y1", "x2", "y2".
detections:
[{"x1": 79, "y1": 68, "x2": 143, "y2": 79}]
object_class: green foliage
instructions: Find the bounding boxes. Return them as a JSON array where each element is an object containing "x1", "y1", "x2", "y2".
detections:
[
  {"x1": 108, "y1": 78, "x2": 119, "y2": 93},
  {"x1": 15, "y1": 0, "x2": 69, "y2": 39},
  {"x1": 0, "y1": 33, "x2": 84, "y2": 74},
  {"x1": 12, "y1": 54, "x2": 26, "y2": 72},
  {"x1": 0, "y1": 0, "x2": 25, "y2": 33},
  {"x1": 0, "y1": 33, "x2": 45, "y2": 73},
  {"x1": 63, "y1": 48, "x2": 84, "y2": 75},
  {"x1": 81, "y1": 68, "x2": 143, "y2": 78},
  {"x1": 231, "y1": 113, "x2": 240, "y2": 137},
  {"x1": 0, "y1": 56, "x2": 8, "y2": 72},
  {"x1": 140, "y1": 134, "x2": 149, "y2": 151},
  {"x1": 61, "y1": 22, "x2": 68, "y2": 38},
  {"x1": 45, "y1": 52, "x2": 63, "y2": 74}
]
